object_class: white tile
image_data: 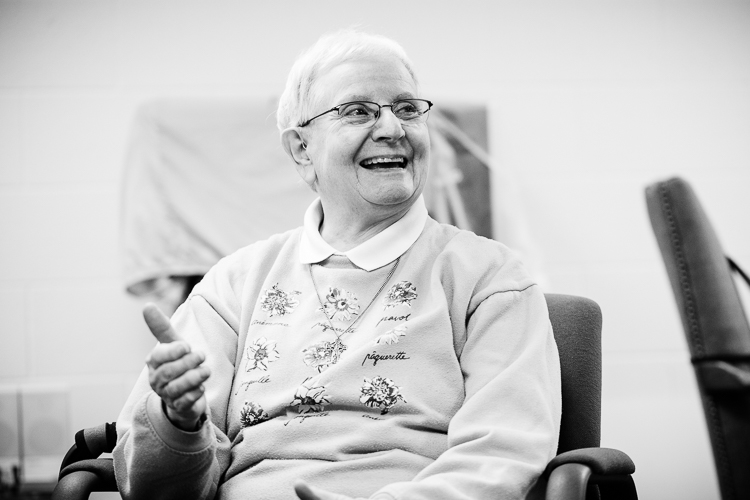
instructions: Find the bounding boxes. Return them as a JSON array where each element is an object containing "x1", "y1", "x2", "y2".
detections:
[
  {"x1": 513, "y1": 172, "x2": 658, "y2": 265},
  {"x1": 491, "y1": 87, "x2": 585, "y2": 177},
  {"x1": 506, "y1": 2, "x2": 664, "y2": 81},
  {"x1": 0, "y1": 286, "x2": 29, "y2": 378},
  {"x1": 0, "y1": 385, "x2": 20, "y2": 461},
  {"x1": 28, "y1": 283, "x2": 154, "y2": 377},
  {"x1": 493, "y1": 83, "x2": 750, "y2": 178},
  {"x1": 116, "y1": 1, "x2": 290, "y2": 87},
  {"x1": 69, "y1": 378, "x2": 130, "y2": 431},
  {"x1": 658, "y1": 1, "x2": 750, "y2": 82},
  {"x1": 543, "y1": 263, "x2": 591, "y2": 297},
  {"x1": 0, "y1": 0, "x2": 117, "y2": 87},
  {"x1": 414, "y1": 2, "x2": 665, "y2": 84},
  {"x1": 19, "y1": 384, "x2": 71, "y2": 457},
  {"x1": 602, "y1": 352, "x2": 720, "y2": 500},
  {"x1": 672, "y1": 171, "x2": 750, "y2": 258},
  {"x1": 0, "y1": 95, "x2": 23, "y2": 185},
  {"x1": 21, "y1": 94, "x2": 130, "y2": 185},
  {"x1": 0, "y1": 187, "x2": 120, "y2": 281},
  {"x1": 587, "y1": 261, "x2": 687, "y2": 353},
  {"x1": 577, "y1": 85, "x2": 750, "y2": 177}
]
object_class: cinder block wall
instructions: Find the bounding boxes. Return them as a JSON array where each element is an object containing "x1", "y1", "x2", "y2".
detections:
[{"x1": 2, "y1": 1, "x2": 748, "y2": 498}]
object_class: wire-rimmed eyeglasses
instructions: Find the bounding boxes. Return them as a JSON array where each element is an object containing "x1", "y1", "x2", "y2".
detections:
[{"x1": 298, "y1": 99, "x2": 433, "y2": 128}]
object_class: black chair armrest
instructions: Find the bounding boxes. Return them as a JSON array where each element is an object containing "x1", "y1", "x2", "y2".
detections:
[
  {"x1": 547, "y1": 447, "x2": 635, "y2": 476},
  {"x1": 52, "y1": 459, "x2": 117, "y2": 499},
  {"x1": 545, "y1": 448, "x2": 637, "y2": 500},
  {"x1": 53, "y1": 422, "x2": 118, "y2": 499},
  {"x1": 696, "y1": 360, "x2": 750, "y2": 392}
]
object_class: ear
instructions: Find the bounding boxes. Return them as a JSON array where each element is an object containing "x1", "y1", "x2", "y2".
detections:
[{"x1": 281, "y1": 127, "x2": 317, "y2": 190}]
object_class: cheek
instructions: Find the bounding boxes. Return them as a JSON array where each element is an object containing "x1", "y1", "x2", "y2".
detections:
[
  {"x1": 409, "y1": 127, "x2": 430, "y2": 156},
  {"x1": 411, "y1": 131, "x2": 431, "y2": 170}
]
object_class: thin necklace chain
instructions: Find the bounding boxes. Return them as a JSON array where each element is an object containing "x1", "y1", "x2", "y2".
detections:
[{"x1": 309, "y1": 256, "x2": 401, "y2": 340}]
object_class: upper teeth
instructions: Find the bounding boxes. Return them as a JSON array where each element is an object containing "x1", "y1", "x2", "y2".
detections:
[{"x1": 363, "y1": 157, "x2": 405, "y2": 166}]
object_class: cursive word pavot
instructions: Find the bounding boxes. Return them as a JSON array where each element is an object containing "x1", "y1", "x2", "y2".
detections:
[
  {"x1": 361, "y1": 351, "x2": 410, "y2": 366},
  {"x1": 251, "y1": 320, "x2": 289, "y2": 327},
  {"x1": 375, "y1": 314, "x2": 410, "y2": 327},
  {"x1": 284, "y1": 412, "x2": 330, "y2": 426}
]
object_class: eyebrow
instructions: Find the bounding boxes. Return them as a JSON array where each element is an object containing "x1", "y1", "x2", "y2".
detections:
[{"x1": 339, "y1": 92, "x2": 416, "y2": 103}]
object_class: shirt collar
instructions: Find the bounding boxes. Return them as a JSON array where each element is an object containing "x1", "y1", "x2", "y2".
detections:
[{"x1": 299, "y1": 196, "x2": 428, "y2": 271}]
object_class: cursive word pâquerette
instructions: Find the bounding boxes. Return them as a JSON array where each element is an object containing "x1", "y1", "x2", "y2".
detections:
[{"x1": 361, "y1": 351, "x2": 410, "y2": 366}]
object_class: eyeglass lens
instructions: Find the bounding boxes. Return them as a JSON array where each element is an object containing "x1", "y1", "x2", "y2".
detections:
[{"x1": 338, "y1": 100, "x2": 431, "y2": 126}]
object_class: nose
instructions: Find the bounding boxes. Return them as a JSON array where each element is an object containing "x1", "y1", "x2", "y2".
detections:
[{"x1": 371, "y1": 106, "x2": 405, "y2": 142}]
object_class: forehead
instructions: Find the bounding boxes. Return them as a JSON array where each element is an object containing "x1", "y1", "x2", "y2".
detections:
[{"x1": 311, "y1": 54, "x2": 418, "y2": 108}]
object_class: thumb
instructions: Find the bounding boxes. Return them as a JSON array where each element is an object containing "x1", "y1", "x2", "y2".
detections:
[
  {"x1": 294, "y1": 481, "x2": 352, "y2": 500},
  {"x1": 294, "y1": 481, "x2": 322, "y2": 500},
  {"x1": 143, "y1": 303, "x2": 181, "y2": 343}
]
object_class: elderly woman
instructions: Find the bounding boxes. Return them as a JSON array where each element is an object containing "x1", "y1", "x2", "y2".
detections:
[{"x1": 113, "y1": 30, "x2": 561, "y2": 500}]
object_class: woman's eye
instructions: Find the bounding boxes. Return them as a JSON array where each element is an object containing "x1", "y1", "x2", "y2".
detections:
[
  {"x1": 394, "y1": 104, "x2": 419, "y2": 118},
  {"x1": 341, "y1": 105, "x2": 371, "y2": 117}
]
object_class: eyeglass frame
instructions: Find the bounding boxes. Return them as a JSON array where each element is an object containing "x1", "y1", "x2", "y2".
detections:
[{"x1": 297, "y1": 98, "x2": 434, "y2": 128}]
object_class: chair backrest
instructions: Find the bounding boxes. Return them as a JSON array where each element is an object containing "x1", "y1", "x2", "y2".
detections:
[
  {"x1": 645, "y1": 176, "x2": 750, "y2": 500},
  {"x1": 545, "y1": 293, "x2": 603, "y2": 454}
]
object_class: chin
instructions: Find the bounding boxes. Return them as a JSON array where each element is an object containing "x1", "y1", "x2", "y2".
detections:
[{"x1": 364, "y1": 185, "x2": 417, "y2": 207}]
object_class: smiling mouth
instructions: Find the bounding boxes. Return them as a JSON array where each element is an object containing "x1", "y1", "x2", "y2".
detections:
[{"x1": 360, "y1": 156, "x2": 408, "y2": 169}]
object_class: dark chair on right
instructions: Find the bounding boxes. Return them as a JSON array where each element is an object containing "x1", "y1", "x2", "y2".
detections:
[{"x1": 646, "y1": 176, "x2": 750, "y2": 500}]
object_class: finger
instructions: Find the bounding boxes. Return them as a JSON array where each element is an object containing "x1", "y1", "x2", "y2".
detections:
[
  {"x1": 167, "y1": 384, "x2": 206, "y2": 413},
  {"x1": 294, "y1": 481, "x2": 322, "y2": 500},
  {"x1": 161, "y1": 365, "x2": 211, "y2": 400},
  {"x1": 149, "y1": 351, "x2": 206, "y2": 389},
  {"x1": 294, "y1": 481, "x2": 352, "y2": 500},
  {"x1": 145, "y1": 341, "x2": 192, "y2": 369},
  {"x1": 143, "y1": 302, "x2": 181, "y2": 343}
]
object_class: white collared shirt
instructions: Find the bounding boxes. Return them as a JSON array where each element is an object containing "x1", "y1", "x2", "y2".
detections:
[{"x1": 299, "y1": 196, "x2": 428, "y2": 271}]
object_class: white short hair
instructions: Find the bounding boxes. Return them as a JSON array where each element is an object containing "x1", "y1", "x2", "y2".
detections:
[{"x1": 276, "y1": 29, "x2": 419, "y2": 131}]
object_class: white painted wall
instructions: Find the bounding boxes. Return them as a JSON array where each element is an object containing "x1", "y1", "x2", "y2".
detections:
[{"x1": 2, "y1": 1, "x2": 749, "y2": 498}]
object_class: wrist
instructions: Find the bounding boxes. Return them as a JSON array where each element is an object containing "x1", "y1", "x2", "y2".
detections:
[{"x1": 161, "y1": 399, "x2": 207, "y2": 432}]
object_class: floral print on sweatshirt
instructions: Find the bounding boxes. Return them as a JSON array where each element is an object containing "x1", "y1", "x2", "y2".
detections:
[
  {"x1": 320, "y1": 287, "x2": 360, "y2": 322},
  {"x1": 360, "y1": 376, "x2": 406, "y2": 415},
  {"x1": 245, "y1": 337, "x2": 280, "y2": 372},
  {"x1": 260, "y1": 284, "x2": 301, "y2": 317},
  {"x1": 302, "y1": 339, "x2": 346, "y2": 372},
  {"x1": 374, "y1": 324, "x2": 408, "y2": 345},
  {"x1": 383, "y1": 281, "x2": 417, "y2": 309},
  {"x1": 239, "y1": 401, "x2": 269, "y2": 428},
  {"x1": 290, "y1": 378, "x2": 331, "y2": 414}
]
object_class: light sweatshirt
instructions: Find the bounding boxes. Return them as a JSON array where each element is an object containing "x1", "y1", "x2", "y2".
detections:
[{"x1": 113, "y1": 198, "x2": 561, "y2": 500}]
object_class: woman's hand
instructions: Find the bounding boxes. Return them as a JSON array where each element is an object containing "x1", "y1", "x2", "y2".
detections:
[
  {"x1": 143, "y1": 303, "x2": 210, "y2": 431},
  {"x1": 294, "y1": 481, "x2": 365, "y2": 500}
]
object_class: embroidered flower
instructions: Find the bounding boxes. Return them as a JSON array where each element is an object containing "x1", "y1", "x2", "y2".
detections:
[
  {"x1": 384, "y1": 281, "x2": 417, "y2": 309},
  {"x1": 302, "y1": 340, "x2": 346, "y2": 372},
  {"x1": 320, "y1": 287, "x2": 360, "y2": 322},
  {"x1": 290, "y1": 377, "x2": 331, "y2": 414},
  {"x1": 239, "y1": 401, "x2": 269, "y2": 428},
  {"x1": 260, "y1": 284, "x2": 301, "y2": 317},
  {"x1": 360, "y1": 376, "x2": 406, "y2": 415},
  {"x1": 245, "y1": 337, "x2": 280, "y2": 371},
  {"x1": 375, "y1": 324, "x2": 408, "y2": 345}
]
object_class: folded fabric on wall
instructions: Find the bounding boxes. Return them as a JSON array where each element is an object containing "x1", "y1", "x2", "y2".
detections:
[{"x1": 121, "y1": 98, "x2": 316, "y2": 310}]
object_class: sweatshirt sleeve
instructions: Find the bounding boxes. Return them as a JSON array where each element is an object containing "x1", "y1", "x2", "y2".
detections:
[
  {"x1": 373, "y1": 274, "x2": 562, "y2": 499},
  {"x1": 113, "y1": 268, "x2": 242, "y2": 500}
]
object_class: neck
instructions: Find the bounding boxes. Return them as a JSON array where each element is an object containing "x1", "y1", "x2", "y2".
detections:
[{"x1": 318, "y1": 200, "x2": 412, "y2": 252}]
